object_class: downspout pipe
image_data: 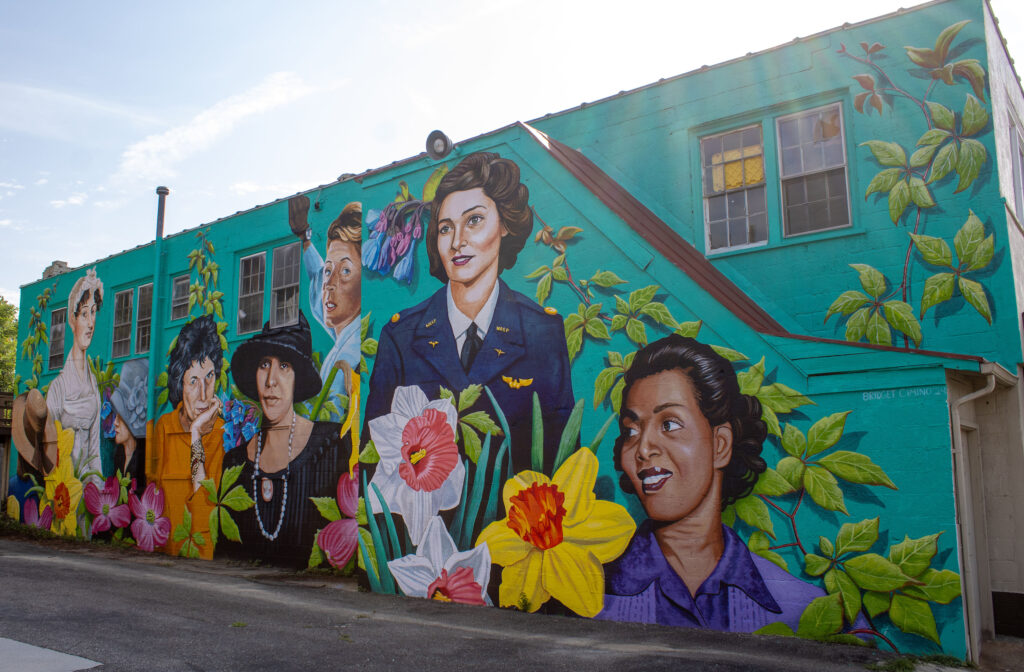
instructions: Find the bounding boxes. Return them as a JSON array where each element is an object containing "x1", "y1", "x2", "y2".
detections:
[
  {"x1": 145, "y1": 187, "x2": 169, "y2": 478},
  {"x1": 949, "y1": 368, "x2": 997, "y2": 664}
]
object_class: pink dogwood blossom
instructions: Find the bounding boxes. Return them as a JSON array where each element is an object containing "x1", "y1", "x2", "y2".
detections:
[
  {"x1": 84, "y1": 476, "x2": 131, "y2": 535},
  {"x1": 129, "y1": 483, "x2": 171, "y2": 552}
]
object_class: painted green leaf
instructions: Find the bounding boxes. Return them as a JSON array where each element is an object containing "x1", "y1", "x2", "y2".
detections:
[
  {"x1": 308, "y1": 532, "x2": 325, "y2": 569},
  {"x1": 819, "y1": 536, "x2": 835, "y2": 557},
  {"x1": 628, "y1": 285, "x2": 659, "y2": 312},
  {"x1": 722, "y1": 505, "x2": 736, "y2": 528},
  {"x1": 359, "y1": 439, "x2": 380, "y2": 464},
  {"x1": 825, "y1": 568, "x2": 862, "y2": 624},
  {"x1": 850, "y1": 264, "x2": 885, "y2": 299},
  {"x1": 748, "y1": 531, "x2": 788, "y2": 571},
  {"x1": 156, "y1": 389, "x2": 169, "y2": 408},
  {"x1": 902, "y1": 568, "x2": 962, "y2": 604},
  {"x1": 928, "y1": 142, "x2": 959, "y2": 185},
  {"x1": 777, "y1": 456, "x2": 806, "y2": 489},
  {"x1": 966, "y1": 234, "x2": 994, "y2": 271},
  {"x1": 805, "y1": 553, "x2": 832, "y2": 576},
  {"x1": 219, "y1": 507, "x2": 241, "y2": 543},
  {"x1": 310, "y1": 496, "x2": 342, "y2": 522},
  {"x1": 958, "y1": 276, "x2": 991, "y2": 323},
  {"x1": 461, "y1": 411, "x2": 503, "y2": 437},
  {"x1": 552, "y1": 254, "x2": 566, "y2": 268},
  {"x1": 734, "y1": 495, "x2": 774, "y2": 538},
  {"x1": 752, "y1": 468, "x2": 796, "y2": 496},
  {"x1": 866, "y1": 309, "x2": 892, "y2": 346},
  {"x1": 625, "y1": 318, "x2": 647, "y2": 346},
  {"x1": 921, "y1": 272, "x2": 956, "y2": 316},
  {"x1": 845, "y1": 307, "x2": 870, "y2": 342},
  {"x1": 909, "y1": 145, "x2": 939, "y2": 168},
  {"x1": 781, "y1": 424, "x2": 807, "y2": 458},
  {"x1": 961, "y1": 94, "x2": 989, "y2": 136},
  {"x1": 862, "y1": 140, "x2": 907, "y2": 167},
  {"x1": 589, "y1": 270, "x2": 627, "y2": 287},
  {"x1": 835, "y1": 517, "x2": 880, "y2": 556},
  {"x1": 883, "y1": 300, "x2": 922, "y2": 346},
  {"x1": 711, "y1": 345, "x2": 748, "y2": 361},
  {"x1": 220, "y1": 485, "x2": 254, "y2": 512},
  {"x1": 552, "y1": 267, "x2": 568, "y2": 282},
  {"x1": 460, "y1": 423, "x2": 482, "y2": 463},
  {"x1": 917, "y1": 128, "x2": 951, "y2": 146},
  {"x1": 888, "y1": 179, "x2": 911, "y2": 223},
  {"x1": 908, "y1": 176, "x2": 935, "y2": 208},
  {"x1": 736, "y1": 357, "x2": 765, "y2": 395},
  {"x1": 607, "y1": 351, "x2": 623, "y2": 368},
  {"x1": 362, "y1": 338, "x2": 378, "y2": 356},
  {"x1": 584, "y1": 302, "x2": 602, "y2": 320},
  {"x1": 953, "y1": 59, "x2": 988, "y2": 102},
  {"x1": 535, "y1": 273, "x2": 552, "y2": 305},
  {"x1": 757, "y1": 382, "x2": 815, "y2": 414},
  {"x1": 844, "y1": 553, "x2": 914, "y2": 592},
  {"x1": 826, "y1": 291, "x2": 870, "y2": 321},
  {"x1": 458, "y1": 384, "x2": 483, "y2": 412},
  {"x1": 609, "y1": 378, "x2": 626, "y2": 413},
  {"x1": 803, "y1": 465, "x2": 847, "y2": 514},
  {"x1": 955, "y1": 138, "x2": 986, "y2": 193},
  {"x1": 797, "y1": 593, "x2": 843, "y2": 638},
  {"x1": 863, "y1": 590, "x2": 892, "y2": 617},
  {"x1": 762, "y1": 405, "x2": 781, "y2": 438},
  {"x1": 806, "y1": 411, "x2": 850, "y2": 457},
  {"x1": 356, "y1": 527, "x2": 376, "y2": 575},
  {"x1": 890, "y1": 594, "x2": 940, "y2": 644},
  {"x1": 926, "y1": 101, "x2": 956, "y2": 131},
  {"x1": 438, "y1": 387, "x2": 455, "y2": 403},
  {"x1": 954, "y1": 210, "x2": 984, "y2": 264},
  {"x1": 584, "y1": 317, "x2": 612, "y2": 340},
  {"x1": 566, "y1": 328, "x2": 584, "y2": 361},
  {"x1": 754, "y1": 622, "x2": 795, "y2": 637},
  {"x1": 639, "y1": 301, "x2": 677, "y2": 328},
  {"x1": 909, "y1": 233, "x2": 953, "y2": 267},
  {"x1": 563, "y1": 313, "x2": 584, "y2": 337},
  {"x1": 818, "y1": 451, "x2": 897, "y2": 489},
  {"x1": 889, "y1": 533, "x2": 940, "y2": 578},
  {"x1": 674, "y1": 320, "x2": 702, "y2": 338},
  {"x1": 593, "y1": 367, "x2": 619, "y2": 409},
  {"x1": 614, "y1": 294, "x2": 631, "y2": 315},
  {"x1": 865, "y1": 168, "x2": 902, "y2": 197}
]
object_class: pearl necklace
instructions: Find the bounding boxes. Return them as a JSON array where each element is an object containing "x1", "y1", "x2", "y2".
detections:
[{"x1": 252, "y1": 410, "x2": 296, "y2": 541}]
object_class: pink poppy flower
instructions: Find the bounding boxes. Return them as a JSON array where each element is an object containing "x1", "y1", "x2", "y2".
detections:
[
  {"x1": 318, "y1": 469, "x2": 359, "y2": 569},
  {"x1": 84, "y1": 476, "x2": 131, "y2": 535},
  {"x1": 129, "y1": 483, "x2": 171, "y2": 552},
  {"x1": 23, "y1": 498, "x2": 53, "y2": 531}
]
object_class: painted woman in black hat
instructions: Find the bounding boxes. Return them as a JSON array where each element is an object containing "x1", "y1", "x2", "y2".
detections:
[{"x1": 219, "y1": 311, "x2": 350, "y2": 567}]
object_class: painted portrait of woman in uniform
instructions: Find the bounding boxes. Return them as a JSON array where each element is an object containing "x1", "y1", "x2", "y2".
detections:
[{"x1": 365, "y1": 152, "x2": 574, "y2": 472}]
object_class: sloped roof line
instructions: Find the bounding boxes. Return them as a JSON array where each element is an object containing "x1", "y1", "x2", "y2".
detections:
[{"x1": 517, "y1": 121, "x2": 985, "y2": 366}]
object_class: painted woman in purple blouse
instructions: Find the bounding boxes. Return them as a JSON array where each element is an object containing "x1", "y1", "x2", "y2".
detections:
[{"x1": 598, "y1": 335, "x2": 825, "y2": 633}]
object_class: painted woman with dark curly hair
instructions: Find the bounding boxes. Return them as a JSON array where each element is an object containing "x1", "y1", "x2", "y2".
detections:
[
  {"x1": 598, "y1": 334, "x2": 826, "y2": 632},
  {"x1": 366, "y1": 152, "x2": 574, "y2": 472}
]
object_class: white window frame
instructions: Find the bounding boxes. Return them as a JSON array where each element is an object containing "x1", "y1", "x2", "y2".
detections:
[
  {"x1": 776, "y1": 102, "x2": 852, "y2": 238},
  {"x1": 135, "y1": 283, "x2": 153, "y2": 355},
  {"x1": 111, "y1": 289, "x2": 133, "y2": 358},
  {"x1": 270, "y1": 242, "x2": 300, "y2": 328},
  {"x1": 700, "y1": 123, "x2": 769, "y2": 253},
  {"x1": 170, "y1": 274, "x2": 190, "y2": 321},
  {"x1": 48, "y1": 308, "x2": 66, "y2": 370},
  {"x1": 237, "y1": 252, "x2": 266, "y2": 335},
  {"x1": 1009, "y1": 117, "x2": 1024, "y2": 222}
]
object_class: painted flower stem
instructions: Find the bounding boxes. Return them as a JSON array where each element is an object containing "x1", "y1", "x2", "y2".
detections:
[
  {"x1": 849, "y1": 628, "x2": 900, "y2": 653},
  {"x1": 760, "y1": 491, "x2": 807, "y2": 555}
]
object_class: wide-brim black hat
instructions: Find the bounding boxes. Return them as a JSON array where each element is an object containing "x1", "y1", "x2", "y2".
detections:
[{"x1": 231, "y1": 311, "x2": 323, "y2": 404}]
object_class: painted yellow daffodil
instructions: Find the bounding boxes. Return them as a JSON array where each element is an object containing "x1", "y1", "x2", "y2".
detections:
[
  {"x1": 5, "y1": 495, "x2": 19, "y2": 521},
  {"x1": 44, "y1": 421, "x2": 83, "y2": 537},
  {"x1": 476, "y1": 447, "x2": 636, "y2": 617}
]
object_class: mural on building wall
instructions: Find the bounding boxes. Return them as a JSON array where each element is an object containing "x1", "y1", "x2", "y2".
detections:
[{"x1": 827, "y1": 21, "x2": 996, "y2": 347}]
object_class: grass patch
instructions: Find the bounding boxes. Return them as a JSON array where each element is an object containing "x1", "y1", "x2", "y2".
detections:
[
  {"x1": 867, "y1": 653, "x2": 971, "y2": 671},
  {"x1": 230, "y1": 621, "x2": 247, "y2": 628}
]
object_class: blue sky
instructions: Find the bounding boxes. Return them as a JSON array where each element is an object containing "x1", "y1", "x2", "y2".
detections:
[{"x1": 2, "y1": 0, "x2": 1022, "y2": 307}]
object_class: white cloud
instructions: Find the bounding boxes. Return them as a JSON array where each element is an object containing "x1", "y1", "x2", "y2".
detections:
[
  {"x1": 0, "y1": 287, "x2": 19, "y2": 307},
  {"x1": 0, "y1": 219, "x2": 12, "y2": 227},
  {"x1": 50, "y1": 192, "x2": 88, "y2": 208},
  {"x1": 0, "y1": 181, "x2": 23, "y2": 189},
  {"x1": 114, "y1": 72, "x2": 318, "y2": 184},
  {"x1": 34, "y1": 178, "x2": 48, "y2": 186},
  {"x1": 0, "y1": 82, "x2": 162, "y2": 141}
]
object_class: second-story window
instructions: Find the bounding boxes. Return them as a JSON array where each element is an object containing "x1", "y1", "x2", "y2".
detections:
[
  {"x1": 49, "y1": 308, "x2": 66, "y2": 370},
  {"x1": 271, "y1": 242, "x2": 300, "y2": 328},
  {"x1": 238, "y1": 252, "x2": 265, "y2": 334},
  {"x1": 136, "y1": 283, "x2": 152, "y2": 354},
  {"x1": 112, "y1": 289, "x2": 133, "y2": 358},
  {"x1": 170, "y1": 274, "x2": 189, "y2": 321},
  {"x1": 777, "y1": 103, "x2": 850, "y2": 236},
  {"x1": 1010, "y1": 120, "x2": 1024, "y2": 221},
  {"x1": 701, "y1": 125, "x2": 767, "y2": 252}
]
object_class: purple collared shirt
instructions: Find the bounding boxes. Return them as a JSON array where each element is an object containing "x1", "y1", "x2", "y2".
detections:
[{"x1": 598, "y1": 521, "x2": 825, "y2": 633}]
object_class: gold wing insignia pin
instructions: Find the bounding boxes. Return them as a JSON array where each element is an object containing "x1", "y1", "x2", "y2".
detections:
[
  {"x1": 425, "y1": 318, "x2": 437, "y2": 328},
  {"x1": 494, "y1": 348, "x2": 505, "y2": 357},
  {"x1": 502, "y1": 376, "x2": 534, "y2": 390},
  {"x1": 428, "y1": 340, "x2": 439, "y2": 348}
]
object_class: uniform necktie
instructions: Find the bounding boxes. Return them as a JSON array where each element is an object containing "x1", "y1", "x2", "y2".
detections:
[{"x1": 461, "y1": 322, "x2": 482, "y2": 371}]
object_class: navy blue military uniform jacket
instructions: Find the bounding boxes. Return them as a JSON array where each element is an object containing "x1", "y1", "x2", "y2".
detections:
[{"x1": 365, "y1": 280, "x2": 575, "y2": 473}]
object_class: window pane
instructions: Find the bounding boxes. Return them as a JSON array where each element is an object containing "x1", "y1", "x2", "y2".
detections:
[
  {"x1": 787, "y1": 204, "x2": 810, "y2": 235},
  {"x1": 270, "y1": 243, "x2": 300, "y2": 328},
  {"x1": 781, "y1": 146, "x2": 802, "y2": 175},
  {"x1": 709, "y1": 221, "x2": 728, "y2": 250},
  {"x1": 741, "y1": 126, "x2": 761, "y2": 150},
  {"x1": 728, "y1": 219, "x2": 747, "y2": 247},
  {"x1": 748, "y1": 186, "x2": 766, "y2": 214},
  {"x1": 171, "y1": 275, "x2": 189, "y2": 321},
  {"x1": 830, "y1": 195, "x2": 850, "y2": 226},
  {"x1": 49, "y1": 309, "x2": 66, "y2": 370},
  {"x1": 784, "y1": 178, "x2": 805, "y2": 205},
  {"x1": 805, "y1": 173, "x2": 828, "y2": 202},
  {"x1": 749, "y1": 213, "x2": 768, "y2": 243},
  {"x1": 744, "y1": 156, "x2": 764, "y2": 184},
  {"x1": 707, "y1": 195, "x2": 726, "y2": 222},
  {"x1": 136, "y1": 284, "x2": 152, "y2": 354},
  {"x1": 112, "y1": 290, "x2": 133, "y2": 358},
  {"x1": 802, "y1": 144, "x2": 825, "y2": 172},
  {"x1": 823, "y1": 137, "x2": 844, "y2": 167},
  {"x1": 701, "y1": 125, "x2": 765, "y2": 252},
  {"x1": 778, "y1": 118, "x2": 799, "y2": 149},
  {"x1": 727, "y1": 191, "x2": 746, "y2": 217},
  {"x1": 238, "y1": 253, "x2": 265, "y2": 334}
]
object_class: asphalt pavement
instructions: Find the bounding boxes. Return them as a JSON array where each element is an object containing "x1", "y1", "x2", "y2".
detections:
[{"x1": 0, "y1": 536, "x2": 973, "y2": 671}]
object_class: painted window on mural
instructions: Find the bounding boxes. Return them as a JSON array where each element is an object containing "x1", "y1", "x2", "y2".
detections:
[
  {"x1": 170, "y1": 274, "x2": 189, "y2": 321},
  {"x1": 48, "y1": 307, "x2": 66, "y2": 370},
  {"x1": 237, "y1": 252, "x2": 265, "y2": 334},
  {"x1": 111, "y1": 289, "x2": 133, "y2": 358},
  {"x1": 777, "y1": 103, "x2": 850, "y2": 236},
  {"x1": 701, "y1": 125, "x2": 767, "y2": 251},
  {"x1": 1010, "y1": 120, "x2": 1024, "y2": 220},
  {"x1": 270, "y1": 242, "x2": 300, "y2": 328},
  {"x1": 136, "y1": 283, "x2": 152, "y2": 354}
]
